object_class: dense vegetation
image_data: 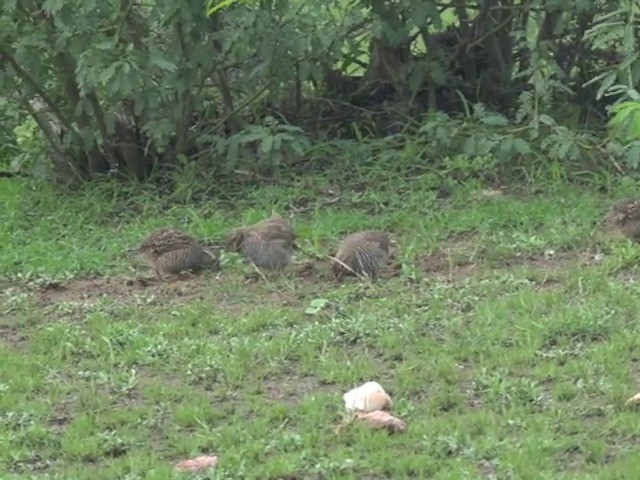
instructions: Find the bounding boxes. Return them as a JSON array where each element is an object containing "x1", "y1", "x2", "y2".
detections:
[{"x1": 1, "y1": 0, "x2": 639, "y2": 184}]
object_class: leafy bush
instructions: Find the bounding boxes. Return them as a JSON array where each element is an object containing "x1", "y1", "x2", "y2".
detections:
[{"x1": 0, "y1": 0, "x2": 639, "y2": 183}]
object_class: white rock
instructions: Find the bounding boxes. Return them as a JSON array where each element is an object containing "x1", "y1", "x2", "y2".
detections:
[{"x1": 343, "y1": 381, "x2": 393, "y2": 413}]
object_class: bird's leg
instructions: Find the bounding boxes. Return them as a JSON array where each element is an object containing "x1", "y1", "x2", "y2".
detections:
[{"x1": 154, "y1": 262, "x2": 164, "y2": 281}]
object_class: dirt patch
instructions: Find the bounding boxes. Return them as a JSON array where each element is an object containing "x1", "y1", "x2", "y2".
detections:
[
  {"x1": 0, "y1": 311, "x2": 29, "y2": 349},
  {"x1": 19, "y1": 243, "x2": 602, "y2": 309},
  {"x1": 614, "y1": 266, "x2": 640, "y2": 284},
  {"x1": 0, "y1": 324, "x2": 28, "y2": 349},
  {"x1": 31, "y1": 274, "x2": 218, "y2": 308},
  {"x1": 295, "y1": 259, "x2": 329, "y2": 281},
  {"x1": 242, "y1": 259, "x2": 332, "y2": 284},
  {"x1": 27, "y1": 259, "x2": 336, "y2": 309},
  {"x1": 420, "y1": 239, "x2": 601, "y2": 284},
  {"x1": 420, "y1": 250, "x2": 478, "y2": 281},
  {"x1": 263, "y1": 374, "x2": 326, "y2": 405},
  {"x1": 421, "y1": 249, "x2": 472, "y2": 272},
  {"x1": 460, "y1": 378, "x2": 484, "y2": 410},
  {"x1": 418, "y1": 233, "x2": 482, "y2": 281},
  {"x1": 498, "y1": 249, "x2": 600, "y2": 270},
  {"x1": 492, "y1": 249, "x2": 604, "y2": 291},
  {"x1": 476, "y1": 459, "x2": 498, "y2": 478},
  {"x1": 49, "y1": 394, "x2": 77, "y2": 433}
]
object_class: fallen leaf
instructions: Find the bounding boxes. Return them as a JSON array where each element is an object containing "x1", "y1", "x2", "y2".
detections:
[
  {"x1": 305, "y1": 298, "x2": 329, "y2": 315},
  {"x1": 355, "y1": 410, "x2": 407, "y2": 433},
  {"x1": 343, "y1": 381, "x2": 393, "y2": 413},
  {"x1": 174, "y1": 455, "x2": 219, "y2": 472}
]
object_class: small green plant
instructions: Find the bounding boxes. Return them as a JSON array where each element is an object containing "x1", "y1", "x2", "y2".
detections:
[
  {"x1": 608, "y1": 100, "x2": 640, "y2": 143},
  {"x1": 9, "y1": 117, "x2": 48, "y2": 176},
  {"x1": 304, "y1": 298, "x2": 329, "y2": 315},
  {"x1": 223, "y1": 118, "x2": 311, "y2": 172}
]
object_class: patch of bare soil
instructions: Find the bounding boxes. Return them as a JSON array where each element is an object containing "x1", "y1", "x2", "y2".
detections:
[
  {"x1": 29, "y1": 259, "x2": 335, "y2": 308},
  {"x1": 420, "y1": 235, "x2": 601, "y2": 284},
  {"x1": 501, "y1": 249, "x2": 604, "y2": 290},
  {"x1": 49, "y1": 394, "x2": 76, "y2": 433},
  {"x1": 476, "y1": 459, "x2": 499, "y2": 478},
  {"x1": 420, "y1": 250, "x2": 478, "y2": 281},
  {"x1": 0, "y1": 324, "x2": 28, "y2": 349},
  {"x1": 494, "y1": 249, "x2": 600, "y2": 270},
  {"x1": 242, "y1": 259, "x2": 332, "y2": 284},
  {"x1": 459, "y1": 378, "x2": 484, "y2": 410},
  {"x1": 31, "y1": 274, "x2": 217, "y2": 308},
  {"x1": 379, "y1": 262, "x2": 403, "y2": 280},
  {"x1": 419, "y1": 235, "x2": 481, "y2": 281},
  {"x1": 0, "y1": 311, "x2": 28, "y2": 348},
  {"x1": 263, "y1": 374, "x2": 330, "y2": 405},
  {"x1": 613, "y1": 265, "x2": 640, "y2": 284}
]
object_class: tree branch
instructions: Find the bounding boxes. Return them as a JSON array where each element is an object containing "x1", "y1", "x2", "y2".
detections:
[{"x1": 0, "y1": 47, "x2": 78, "y2": 137}]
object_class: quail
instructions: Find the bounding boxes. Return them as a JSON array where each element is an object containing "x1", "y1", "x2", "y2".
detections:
[
  {"x1": 134, "y1": 227, "x2": 219, "y2": 280},
  {"x1": 226, "y1": 212, "x2": 296, "y2": 271},
  {"x1": 603, "y1": 199, "x2": 640, "y2": 242},
  {"x1": 251, "y1": 212, "x2": 297, "y2": 245},
  {"x1": 332, "y1": 230, "x2": 395, "y2": 281}
]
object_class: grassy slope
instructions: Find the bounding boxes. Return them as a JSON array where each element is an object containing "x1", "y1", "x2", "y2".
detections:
[{"x1": 2, "y1": 169, "x2": 640, "y2": 479}]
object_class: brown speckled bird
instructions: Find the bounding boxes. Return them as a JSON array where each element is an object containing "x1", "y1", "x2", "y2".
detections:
[
  {"x1": 333, "y1": 230, "x2": 395, "y2": 281},
  {"x1": 135, "y1": 227, "x2": 220, "y2": 279},
  {"x1": 226, "y1": 213, "x2": 296, "y2": 271},
  {"x1": 603, "y1": 199, "x2": 640, "y2": 242}
]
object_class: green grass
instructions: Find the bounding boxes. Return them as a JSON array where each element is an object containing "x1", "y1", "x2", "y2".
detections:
[{"x1": 3, "y1": 168, "x2": 640, "y2": 479}]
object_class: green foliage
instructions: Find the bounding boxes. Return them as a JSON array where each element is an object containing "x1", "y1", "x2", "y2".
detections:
[
  {"x1": 1, "y1": 0, "x2": 640, "y2": 181},
  {"x1": 609, "y1": 101, "x2": 640, "y2": 142},
  {"x1": 225, "y1": 119, "x2": 311, "y2": 170},
  {"x1": 207, "y1": 0, "x2": 250, "y2": 15},
  {"x1": 0, "y1": 98, "x2": 22, "y2": 170},
  {"x1": 9, "y1": 117, "x2": 48, "y2": 176},
  {"x1": 413, "y1": 107, "x2": 617, "y2": 178},
  {"x1": 583, "y1": 4, "x2": 640, "y2": 102},
  {"x1": 304, "y1": 298, "x2": 329, "y2": 315},
  {"x1": 1, "y1": 0, "x2": 231, "y2": 179}
]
